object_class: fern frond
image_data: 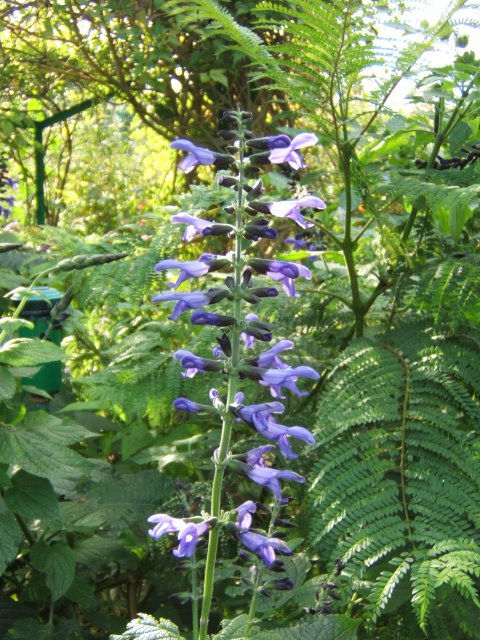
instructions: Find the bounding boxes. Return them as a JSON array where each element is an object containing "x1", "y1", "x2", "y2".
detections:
[{"x1": 307, "y1": 321, "x2": 480, "y2": 635}]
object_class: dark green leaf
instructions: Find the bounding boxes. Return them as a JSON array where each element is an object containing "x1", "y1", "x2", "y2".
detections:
[
  {"x1": 0, "y1": 511, "x2": 23, "y2": 575},
  {"x1": 30, "y1": 541, "x2": 76, "y2": 601},
  {"x1": 5, "y1": 470, "x2": 62, "y2": 523}
]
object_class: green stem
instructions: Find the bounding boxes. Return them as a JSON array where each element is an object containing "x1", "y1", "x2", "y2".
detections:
[
  {"x1": 198, "y1": 114, "x2": 247, "y2": 640},
  {"x1": 0, "y1": 268, "x2": 50, "y2": 344}
]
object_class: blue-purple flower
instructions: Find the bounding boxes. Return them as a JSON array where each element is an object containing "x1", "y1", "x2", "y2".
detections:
[
  {"x1": 242, "y1": 462, "x2": 305, "y2": 502},
  {"x1": 172, "y1": 212, "x2": 234, "y2": 242},
  {"x1": 245, "y1": 445, "x2": 276, "y2": 466},
  {"x1": 261, "y1": 366, "x2": 320, "y2": 398},
  {"x1": 152, "y1": 288, "x2": 230, "y2": 320},
  {"x1": 268, "y1": 133, "x2": 318, "y2": 169},
  {"x1": 173, "y1": 397, "x2": 215, "y2": 413},
  {"x1": 190, "y1": 310, "x2": 236, "y2": 326},
  {"x1": 248, "y1": 340, "x2": 294, "y2": 368},
  {"x1": 174, "y1": 349, "x2": 224, "y2": 378},
  {"x1": 238, "y1": 530, "x2": 293, "y2": 568},
  {"x1": 268, "y1": 195, "x2": 326, "y2": 229},
  {"x1": 249, "y1": 259, "x2": 312, "y2": 297},
  {"x1": 236, "y1": 500, "x2": 257, "y2": 529},
  {"x1": 154, "y1": 255, "x2": 229, "y2": 289},
  {"x1": 148, "y1": 513, "x2": 210, "y2": 558},
  {"x1": 237, "y1": 402, "x2": 315, "y2": 459},
  {"x1": 171, "y1": 139, "x2": 216, "y2": 173}
]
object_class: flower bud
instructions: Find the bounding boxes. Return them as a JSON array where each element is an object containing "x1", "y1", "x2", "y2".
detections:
[{"x1": 218, "y1": 176, "x2": 239, "y2": 189}]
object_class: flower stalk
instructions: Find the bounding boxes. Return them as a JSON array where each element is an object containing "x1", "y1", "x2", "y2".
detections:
[{"x1": 148, "y1": 109, "x2": 322, "y2": 639}]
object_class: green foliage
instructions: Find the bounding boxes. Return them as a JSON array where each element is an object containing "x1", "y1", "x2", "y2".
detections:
[
  {"x1": 210, "y1": 613, "x2": 359, "y2": 640},
  {"x1": 307, "y1": 321, "x2": 480, "y2": 637},
  {"x1": 109, "y1": 614, "x2": 185, "y2": 640}
]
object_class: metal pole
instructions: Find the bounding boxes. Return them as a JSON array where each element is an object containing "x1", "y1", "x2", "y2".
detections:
[{"x1": 34, "y1": 122, "x2": 46, "y2": 225}]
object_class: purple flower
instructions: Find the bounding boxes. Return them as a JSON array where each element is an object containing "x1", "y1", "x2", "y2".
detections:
[
  {"x1": 190, "y1": 310, "x2": 236, "y2": 326},
  {"x1": 235, "y1": 400, "x2": 284, "y2": 425},
  {"x1": 173, "y1": 397, "x2": 214, "y2": 413},
  {"x1": 239, "y1": 530, "x2": 293, "y2": 568},
  {"x1": 172, "y1": 213, "x2": 215, "y2": 242},
  {"x1": 236, "y1": 500, "x2": 257, "y2": 529},
  {"x1": 147, "y1": 513, "x2": 210, "y2": 558},
  {"x1": 154, "y1": 255, "x2": 229, "y2": 289},
  {"x1": 268, "y1": 133, "x2": 318, "y2": 169},
  {"x1": 174, "y1": 349, "x2": 224, "y2": 378},
  {"x1": 152, "y1": 288, "x2": 230, "y2": 320},
  {"x1": 249, "y1": 340, "x2": 294, "y2": 368},
  {"x1": 267, "y1": 195, "x2": 326, "y2": 229},
  {"x1": 244, "y1": 464, "x2": 305, "y2": 502},
  {"x1": 249, "y1": 259, "x2": 312, "y2": 297},
  {"x1": 171, "y1": 139, "x2": 216, "y2": 173},
  {"x1": 242, "y1": 314, "x2": 273, "y2": 347},
  {"x1": 238, "y1": 402, "x2": 315, "y2": 459},
  {"x1": 247, "y1": 135, "x2": 292, "y2": 150},
  {"x1": 154, "y1": 259, "x2": 210, "y2": 289},
  {"x1": 172, "y1": 213, "x2": 234, "y2": 242},
  {"x1": 261, "y1": 366, "x2": 320, "y2": 398},
  {"x1": 245, "y1": 445, "x2": 276, "y2": 466}
]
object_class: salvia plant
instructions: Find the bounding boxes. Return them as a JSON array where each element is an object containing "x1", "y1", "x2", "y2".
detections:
[{"x1": 125, "y1": 110, "x2": 327, "y2": 639}]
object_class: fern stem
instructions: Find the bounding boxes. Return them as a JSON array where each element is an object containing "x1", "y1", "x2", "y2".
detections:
[
  {"x1": 382, "y1": 344, "x2": 414, "y2": 541},
  {"x1": 198, "y1": 114, "x2": 247, "y2": 640}
]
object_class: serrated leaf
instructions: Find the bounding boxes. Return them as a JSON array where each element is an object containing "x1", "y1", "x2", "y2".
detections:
[
  {"x1": 5, "y1": 470, "x2": 62, "y2": 523},
  {"x1": 261, "y1": 615, "x2": 359, "y2": 640},
  {"x1": 30, "y1": 541, "x2": 76, "y2": 601},
  {"x1": 109, "y1": 613, "x2": 185, "y2": 639},
  {"x1": 0, "y1": 510, "x2": 23, "y2": 574},
  {"x1": 96, "y1": 470, "x2": 174, "y2": 528},
  {"x1": 0, "y1": 423, "x2": 93, "y2": 481},
  {"x1": 23, "y1": 411, "x2": 99, "y2": 445},
  {"x1": 213, "y1": 615, "x2": 279, "y2": 640},
  {"x1": 73, "y1": 535, "x2": 125, "y2": 565},
  {"x1": 0, "y1": 367, "x2": 16, "y2": 400},
  {"x1": 0, "y1": 338, "x2": 65, "y2": 366}
]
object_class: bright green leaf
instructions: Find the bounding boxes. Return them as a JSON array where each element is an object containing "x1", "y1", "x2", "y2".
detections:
[
  {"x1": 109, "y1": 613, "x2": 185, "y2": 639},
  {"x1": 0, "y1": 338, "x2": 66, "y2": 366},
  {"x1": 0, "y1": 367, "x2": 16, "y2": 400}
]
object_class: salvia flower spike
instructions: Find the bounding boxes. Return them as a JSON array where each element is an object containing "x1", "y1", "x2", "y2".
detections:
[{"x1": 148, "y1": 109, "x2": 324, "y2": 639}]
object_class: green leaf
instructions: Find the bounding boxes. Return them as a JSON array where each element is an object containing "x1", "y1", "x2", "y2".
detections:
[
  {"x1": 213, "y1": 616, "x2": 279, "y2": 640},
  {"x1": 65, "y1": 574, "x2": 98, "y2": 609},
  {"x1": 0, "y1": 367, "x2": 16, "y2": 400},
  {"x1": 109, "y1": 613, "x2": 185, "y2": 639},
  {"x1": 264, "y1": 615, "x2": 360, "y2": 640},
  {"x1": 73, "y1": 535, "x2": 125, "y2": 565},
  {"x1": 4, "y1": 470, "x2": 62, "y2": 524},
  {"x1": 0, "y1": 421, "x2": 93, "y2": 482},
  {"x1": 0, "y1": 594, "x2": 35, "y2": 637},
  {"x1": 30, "y1": 541, "x2": 76, "y2": 601},
  {"x1": 0, "y1": 510, "x2": 23, "y2": 575},
  {"x1": 4, "y1": 618, "x2": 53, "y2": 640},
  {"x1": 0, "y1": 338, "x2": 66, "y2": 366},
  {"x1": 0, "y1": 318, "x2": 34, "y2": 336}
]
